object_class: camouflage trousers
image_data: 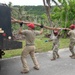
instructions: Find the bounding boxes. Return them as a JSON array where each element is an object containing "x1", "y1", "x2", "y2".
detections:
[
  {"x1": 52, "y1": 44, "x2": 59, "y2": 59},
  {"x1": 21, "y1": 45, "x2": 39, "y2": 71},
  {"x1": 69, "y1": 41, "x2": 75, "y2": 56}
]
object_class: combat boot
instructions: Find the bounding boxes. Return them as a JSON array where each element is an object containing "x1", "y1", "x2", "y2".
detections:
[
  {"x1": 21, "y1": 69, "x2": 29, "y2": 74},
  {"x1": 51, "y1": 57, "x2": 56, "y2": 61},
  {"x1": 71, "y1": 55, "x2": 75, "y2": 59},
  {"x1": 33, "y1": 66, "x2": 40, "y2": 70},
  {"x1": 69, "y1": 54, "x2": 75, "y2": 57}
]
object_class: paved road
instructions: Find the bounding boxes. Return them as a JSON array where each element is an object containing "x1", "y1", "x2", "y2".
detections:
[{"x1": 0, "y1": 48, "x2": 75, "y2": 75}]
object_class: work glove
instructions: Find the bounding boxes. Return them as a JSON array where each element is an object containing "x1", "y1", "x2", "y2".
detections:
[
  {"x1": 19, "y1": 22, "x2": 23, "y2": 27},
  {"x1": 40, "y1": 24, "x2": 44, "y2": 28},
  {"x1": 63, "y1": 29, "x2": 67, "y2": 32}
]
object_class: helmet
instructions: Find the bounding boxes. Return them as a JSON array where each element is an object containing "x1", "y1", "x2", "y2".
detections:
[
  {"x1": 70, "y1": 24, "x2": 75, "y2": 30},
  {"x1": 27, "y1": 23, "x2": 35, "y2": 29},
  {"x1": 53, "y1": 30, "x2": 58, "y2": 35}
]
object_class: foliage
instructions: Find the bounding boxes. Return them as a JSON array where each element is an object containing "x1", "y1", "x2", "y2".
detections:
[
  {"x1": 58, "y1": 0, "x2": 75, "y2": 26},
  {"x1": 7, "y1": 1, "x2": 75, "y2": 38}
]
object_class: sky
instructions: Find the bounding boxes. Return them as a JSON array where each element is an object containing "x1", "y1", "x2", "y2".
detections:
[
  {"x1": 0, "y1": 0, "x2": 44, "y2": 6},
  {"x1": 0, "y1": 0, "x2": 60, "y2": 6}
]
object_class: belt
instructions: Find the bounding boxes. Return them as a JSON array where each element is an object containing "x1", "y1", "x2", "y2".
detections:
[{"x1": 26, "y1": 44, "x2": 34, "y2": 46}]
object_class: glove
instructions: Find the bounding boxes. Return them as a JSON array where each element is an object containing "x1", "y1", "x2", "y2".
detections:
[
  {"x1": 20, "y1": 22, "x2": 23, "y2": 27},
  {"x1": 40, "y1": 24, "x2": 44, "y2": 28},
  {"x1": 63, "y1": 29, "x2": 67, "y2": 32}
]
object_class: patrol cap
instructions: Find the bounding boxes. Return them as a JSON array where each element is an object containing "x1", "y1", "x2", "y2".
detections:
[
  {"x1": 54, "y1": 30, "x2": 58, "y2": 35},
  {"x1": 70, "y1": 24, "x2": 75, "y2": 30},
  {"x1": 27, "y1": 23, "x2": 35, "y2": 29}
]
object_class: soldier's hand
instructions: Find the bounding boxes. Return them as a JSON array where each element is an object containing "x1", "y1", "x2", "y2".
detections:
[
  {"x1": 63, "y1": 28, "x2": 67, "y2": 32},
  {"x1": 19, "y1": 22, "x2": 23, "y2": 27},
  {"x1": 40, "y1": 24, "x2": 44, "y2": 28}
]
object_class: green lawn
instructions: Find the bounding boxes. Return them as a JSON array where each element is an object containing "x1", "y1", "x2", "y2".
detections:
[{"x1": 3, "y1": 38, "x2": 70, "y2": 58}]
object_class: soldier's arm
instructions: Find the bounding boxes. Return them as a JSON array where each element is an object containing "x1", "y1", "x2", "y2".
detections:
[
  {"x1": 39, "y1": 24, "x2": 44, "y2": 34},
  {"x1": 19, "y1": 22, "x2": 23, "y2": 34},
  {"x1": 39, "y1": 28, "x2": 43, "y2": 34},
  {"x1": 19, "y1": 27, "x2": 23, "y2": 34}
]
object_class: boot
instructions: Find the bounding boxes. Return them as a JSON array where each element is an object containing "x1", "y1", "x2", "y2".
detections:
[
  {"x1": 51, "y1": 57, "x2": 56, "y2": 61},
  {"x1": 21, "y1": 70, "x2": 29, "y2": 74},
  {"x1": 69, "y1": 54, "x2": 75, "y2": 57},
  {"x1": 71, "y1": 55, "x2": 75, "y2": 59},
  {"x1": 33, "y1": 66, "x2": 39, "y2": 70}
]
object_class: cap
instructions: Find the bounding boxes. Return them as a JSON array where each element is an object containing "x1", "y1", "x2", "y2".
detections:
[
  {"x1": 54, "y1": 30, "x2": 58, "y2": 35},
  {"x1": 70, "y1": 24, "x2": 75, "y2": 30},
  {"x1": 27, "y1": 23, "x2": 35, "y2": 29}
]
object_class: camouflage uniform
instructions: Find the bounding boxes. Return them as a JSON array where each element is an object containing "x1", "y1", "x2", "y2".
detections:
[
  {"x1": 51, "y1": 35, "x2": 60, "y2": 60},
  {"x1": 51, "y1": 29, "x2": 62, "y2": 61},
  {"x1": 68, "y1": 29, "x2": 75, "y2": 57}
]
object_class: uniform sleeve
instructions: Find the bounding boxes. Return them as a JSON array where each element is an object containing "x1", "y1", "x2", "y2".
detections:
[
  {"x1": 59, "y1": 28, "x2": 63, "y2": 33},
  {"x1": 21, "y1": 30, "x2": 28, "y2": 35},
  {"x1": 34, "y1": 30, "x2": 40, "y2": 36},
  {"x1": 57, "y1": 29, "x2": 62, "y2": 35},
  {"x1": 68, "y1": 31, "x2": 71, "y2": 35}
]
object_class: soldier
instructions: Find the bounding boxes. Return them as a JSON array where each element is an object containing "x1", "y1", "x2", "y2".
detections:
[
  {"x1": 51, "y1": 29, "x2": 61, "y2": 61},
  {"x1": 19, "y1": 22, "x2": 44, "y2": 73},
  {"x1": 68, "y1": 24, "x2": 75, "y2": 59}
]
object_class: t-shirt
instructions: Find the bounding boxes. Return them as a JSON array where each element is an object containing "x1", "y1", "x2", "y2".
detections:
[{"x1": 21, "y1": 30, "x2": 40, "y2": 45}]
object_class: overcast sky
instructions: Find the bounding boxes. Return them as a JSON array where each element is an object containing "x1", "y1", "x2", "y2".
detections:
[
  {"x1": 0, "y1": 0, "x2": 44, "y2": 6},
  {"x1": 0, "y1": 0, "x2": 60, "y2": 6}
]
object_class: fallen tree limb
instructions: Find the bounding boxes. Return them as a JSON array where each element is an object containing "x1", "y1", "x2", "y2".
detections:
[{"x1": 11, "y1": 18, "x2": 70, "y2": 31}]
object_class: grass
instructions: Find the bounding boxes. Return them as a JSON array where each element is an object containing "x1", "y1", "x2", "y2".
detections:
[
  {"x1": 3, "y1": 37, "x2": 70, "y2": 58},
  {"x1": 35, "y1": 37, "x2": 70, "y2": 52}
]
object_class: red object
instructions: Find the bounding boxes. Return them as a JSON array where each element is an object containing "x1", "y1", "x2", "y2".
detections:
[
  {"x1": 27, "y1": 23, "x2": 35, "y2": 29},
  {"x1": 70, "y1": 24, "x2": 75, "y2": 30},
  {"x1": 54, "y1": 30, "x2": 58, "y2": 35},
  {"x1": 2, "y1": 33, "x2": 6, "y2": 37}
]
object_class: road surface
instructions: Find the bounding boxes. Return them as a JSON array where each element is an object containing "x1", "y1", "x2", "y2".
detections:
[{"x1": 0, "y1": 48, "x2": 75, "y2": 75}]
